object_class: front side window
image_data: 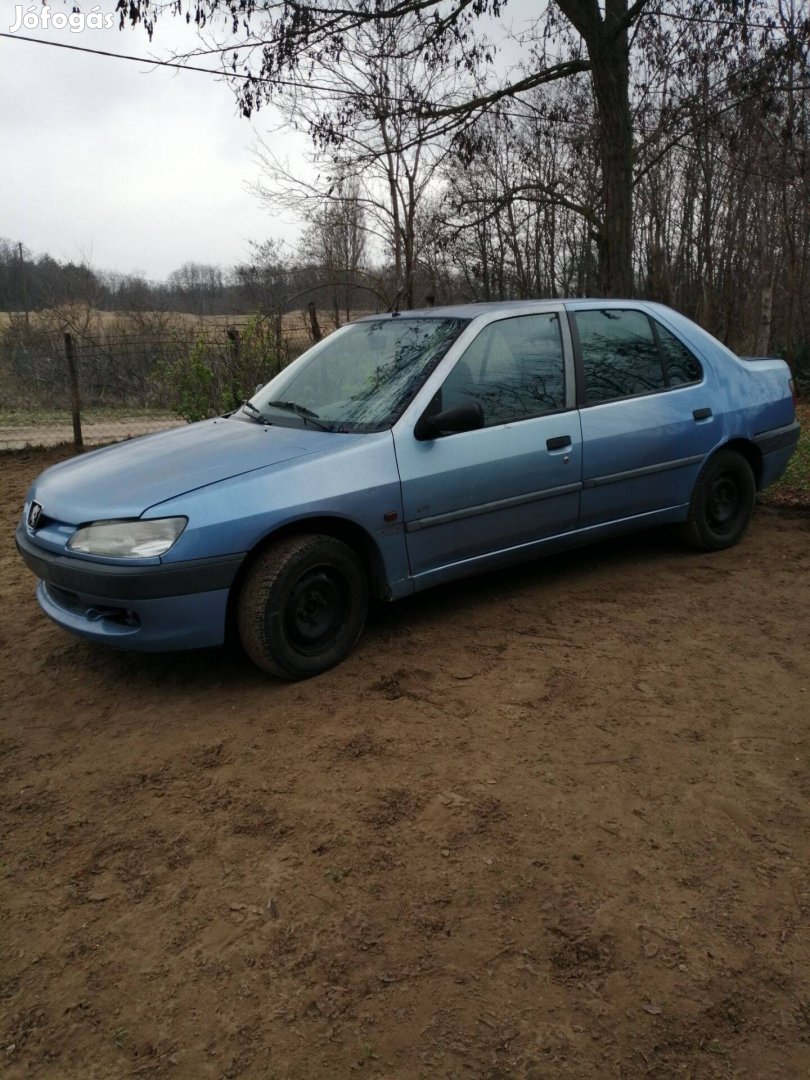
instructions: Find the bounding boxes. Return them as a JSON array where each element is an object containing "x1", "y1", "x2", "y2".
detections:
[
  {"x1": 575, "y1": 309, "x2": 665, "y2": 403},
  {"x1": 436, "y1": 313, "x2": 566, "y2": 427},
  {"x1": 249, "y1": 317, "x2": 468, "y2": 432}
]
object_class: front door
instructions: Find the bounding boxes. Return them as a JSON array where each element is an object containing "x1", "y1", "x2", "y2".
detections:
[{"x1": 393, "y1": 312, "x2": 583, "y2": 586}]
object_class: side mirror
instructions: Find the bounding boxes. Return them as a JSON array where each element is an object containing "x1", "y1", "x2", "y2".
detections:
[{"x1": 414, "y1": 401, "x2": 484, "y2": 441}]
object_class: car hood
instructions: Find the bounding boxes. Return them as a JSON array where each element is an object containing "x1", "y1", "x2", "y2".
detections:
[{"x1": 28, "y1": 416, "x2": 321, "y2": 524}]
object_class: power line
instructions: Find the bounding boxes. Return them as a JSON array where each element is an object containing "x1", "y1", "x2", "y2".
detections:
[
  {"x1": 2, "y1": 23, "x2": 804, "y2": 138},
  {"x1": 646, "y1": 6, "x2": 807, "y2": 32},
  {"x1": 0, "y1": 31, "x2": 495, "y2": 116},
  {"x1": 0, "y1": 30, "x2": 596, "y2": 138},
  {"x1": 2, "y1": 0, "x2": 804, "y2": 76},
  {"x1": 0, "y1": 32, "x2": 255, "y2": 79}
]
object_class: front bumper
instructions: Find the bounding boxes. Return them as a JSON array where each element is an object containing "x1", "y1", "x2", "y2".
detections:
[{"x1": 16, "y1": 525, "x2": 244, "y2": 651}]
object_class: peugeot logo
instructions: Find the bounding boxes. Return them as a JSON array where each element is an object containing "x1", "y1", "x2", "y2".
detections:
[{"x1": 27, "y1": 501, "x2": 43, "y2": 530}]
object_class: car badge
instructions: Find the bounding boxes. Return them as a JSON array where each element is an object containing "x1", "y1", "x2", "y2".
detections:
[{"x1": 28, "y1": 501, "x2": 43, "y2": 530}]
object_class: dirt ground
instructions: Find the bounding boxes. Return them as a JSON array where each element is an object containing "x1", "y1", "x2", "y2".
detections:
[{"x1": 1, "y1": 447, "x2": 808, "y2": 1080}]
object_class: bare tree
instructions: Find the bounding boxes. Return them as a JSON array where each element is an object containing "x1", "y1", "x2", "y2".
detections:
[
  {"x1": 251, "y1": 11, "x2": 471, "y2": 308},
  {"x1": 299, "y1": 179, "x2": 368, "y2": 324},
  {"x1": 166, "y1": 262, "x2": 226, "y2": 315}
]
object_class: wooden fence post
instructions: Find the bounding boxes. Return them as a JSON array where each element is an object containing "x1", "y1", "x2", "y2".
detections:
[
  {"x1": 307, "y1": 301, "x2": 322, "y2": 343},
  {"x1": 64, "y1": 332, "x2": 83, "y2": 452},
  {"x1": 226, "y1": 326, "x2": 242, "y2": 408},
  {"x1": 273, "y1": 313, "x2": 285, "y2": 367}
]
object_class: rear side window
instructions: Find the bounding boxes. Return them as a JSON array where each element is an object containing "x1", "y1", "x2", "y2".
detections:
[
  {"x1": 574, "y1": 309, "x2": 703, "y2": 403},
  {"x1": 575, "y1": 309, "x2": 665, "y2": 403}
]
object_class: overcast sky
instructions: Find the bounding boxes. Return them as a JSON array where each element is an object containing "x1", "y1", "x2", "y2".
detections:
[
  {"x1": 0, "y1": 0, "x2": 533, "y2": 283},
  {"x1": 0, "y1": 1, "x2": 309, "y2": 280}
]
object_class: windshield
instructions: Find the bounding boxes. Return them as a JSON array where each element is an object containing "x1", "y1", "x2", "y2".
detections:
[{"x1": 248, "y1": 317, "x2": 469, "y2": 432}]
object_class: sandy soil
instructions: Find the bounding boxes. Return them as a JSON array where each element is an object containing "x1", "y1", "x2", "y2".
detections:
[{"x1": 1, "y1": 447, "x2": 809, "y2": 1080}]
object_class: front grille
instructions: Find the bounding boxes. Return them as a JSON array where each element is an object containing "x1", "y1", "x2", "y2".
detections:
[
  {"x1": 46, "y1": 584, "x2": 83, "y2": 615},
  {"x1": 44, "y1": 584, "x2": 140, "y2": 628}
]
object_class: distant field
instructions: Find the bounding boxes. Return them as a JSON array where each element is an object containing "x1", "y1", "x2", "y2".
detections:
[
  {"x1": 0, "y1": 408, "x2": 181, "y2": 450},
  {"x1": 0, "y1": 407, "x2": 176, "y2": 428},
  {"x1": 0, "y1": 307, "x2": 368, "y2": 335}
]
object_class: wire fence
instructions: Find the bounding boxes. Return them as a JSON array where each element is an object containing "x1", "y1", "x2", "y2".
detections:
[{"x1": 0, "y1": 309, "x2": 328, "y2": 450}]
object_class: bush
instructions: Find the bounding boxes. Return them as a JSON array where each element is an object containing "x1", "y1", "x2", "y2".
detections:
[{"x1": 157, "y1": 317, "x2": 291, "y2": 423}]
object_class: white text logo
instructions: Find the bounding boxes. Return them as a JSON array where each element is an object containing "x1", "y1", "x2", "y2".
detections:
[{"x1": 9, "y1": 6, "x2": 117, "y2": 34}]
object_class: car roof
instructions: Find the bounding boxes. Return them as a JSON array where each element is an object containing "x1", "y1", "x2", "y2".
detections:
[{"x1": 354, "y1": 299, "x2": 663, "y2": 322}]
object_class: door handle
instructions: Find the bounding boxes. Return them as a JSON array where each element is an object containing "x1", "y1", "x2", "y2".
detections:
[
  {"x1": 546, "y1": 435, "x2": 572, "y2": 451},
  {"x1": 693, "y1": 408, "x2": 712, "y2": 421}
]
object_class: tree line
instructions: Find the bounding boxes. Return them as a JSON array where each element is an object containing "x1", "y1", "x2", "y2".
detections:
[
  {"x1": 0, "y1": 239, "x2": 350, "y2": 319},
  {"x1": 0, "y1": 234, "x2": 423, "y2": 324},
  {"x1": 117, "y1": 0, "x2": 808, "y2": 374}
]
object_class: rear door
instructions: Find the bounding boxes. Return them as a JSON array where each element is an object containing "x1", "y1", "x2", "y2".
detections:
[{"x1": 570, "y1": 305, "x2": 718, "y2": 528}]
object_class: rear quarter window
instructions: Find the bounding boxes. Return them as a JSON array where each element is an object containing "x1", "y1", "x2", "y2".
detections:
[{"x1": 654, "y1": 322, "x2": 703, "y2": 385}]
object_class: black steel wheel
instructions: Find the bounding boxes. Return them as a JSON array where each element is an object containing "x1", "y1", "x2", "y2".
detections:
[
  {"x1": 237, "y1": 534, "x2": 368, "y2": 679},
  {"x1": 682, "y1": 449, "x2": 756, "y2": 551}
]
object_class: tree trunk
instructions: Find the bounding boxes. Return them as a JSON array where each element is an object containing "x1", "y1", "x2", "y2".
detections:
[
  {"x1": 557, "y1": 0, "x2": 636, "y2": 297},
  {"x1": 756, "y1": 277, "x2": 774, "y2": 356},
  {"x1": 755, "y1": 181, "x2": 773, "y2": 356},
  {"x1": 591, "y1": 50, "x2": 633, "y2": 295}
]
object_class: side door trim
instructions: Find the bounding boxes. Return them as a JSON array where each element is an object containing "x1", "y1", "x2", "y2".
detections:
[
  {"x1": 405, "y1": 480, "x2": 585, "y2": 532},
  {"x1": 582, "y1": 453, "x2": 705, "y2": 489}
]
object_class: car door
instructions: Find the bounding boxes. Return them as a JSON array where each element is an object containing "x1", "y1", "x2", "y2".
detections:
[
  {"x1": 393, "y1": 311, "x2": 583, "y2": 586},
  {"x1": 570, "y1": 305, "x2": 719, "y2": 528}
]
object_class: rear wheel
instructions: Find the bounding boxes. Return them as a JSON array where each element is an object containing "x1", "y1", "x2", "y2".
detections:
[
  {"x1": 237, "y1": 534, "x2": 368, "y2": 679},
  {"x1": 682, "y1": 449, "x2": 756, "y2": 551}
]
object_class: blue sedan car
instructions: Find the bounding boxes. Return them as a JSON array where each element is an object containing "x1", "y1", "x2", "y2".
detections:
[{"x1": 17, "y1": 300, "x2": 799, "y2": 679}]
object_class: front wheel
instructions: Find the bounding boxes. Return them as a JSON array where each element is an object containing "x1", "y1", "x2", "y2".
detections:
[
  {"x1": 237, "y1": 534, "x2": 368, "y2": 679},
  {"x1": 682, "y1": 449, "x2": 756, "y2": 551}
]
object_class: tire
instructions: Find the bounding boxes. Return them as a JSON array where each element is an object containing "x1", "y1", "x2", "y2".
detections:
[
  {"x1": 237, "y1": 534, "x2": 368, "y2": 679},
  {"x1": 682, "y1": 449, "x2": 756, "y2": 551}
]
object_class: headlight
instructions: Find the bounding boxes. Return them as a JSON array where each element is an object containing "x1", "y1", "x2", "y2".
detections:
[{"x1": 68, "y1": 518, "x2": 187, "y2": 558}]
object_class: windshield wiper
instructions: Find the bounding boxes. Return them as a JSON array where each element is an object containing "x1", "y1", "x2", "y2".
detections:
[
  {"x1": 241, "y1": 400, "x2": 270, "y2": 424},
  {"x1": 264, "y1": 399, "x2": 329, "y2": 430}
]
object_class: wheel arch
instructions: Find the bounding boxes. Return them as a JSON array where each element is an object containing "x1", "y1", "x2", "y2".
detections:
[
  {"x1": 720, "y1": 438, "x2": 763, "y2": 488},
  {"x1": 225, "y1": 515, "x2": 389, "y2": 644}
]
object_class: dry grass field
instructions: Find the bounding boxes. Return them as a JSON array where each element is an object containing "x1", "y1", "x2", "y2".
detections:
[{"x1": 0, "y1": 307, "x2": 367, "y2": 336}]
